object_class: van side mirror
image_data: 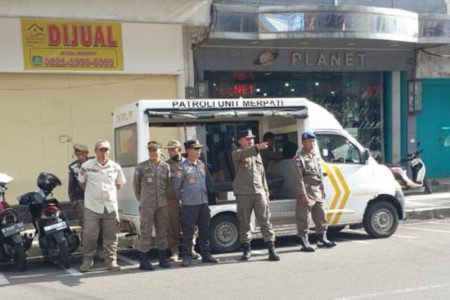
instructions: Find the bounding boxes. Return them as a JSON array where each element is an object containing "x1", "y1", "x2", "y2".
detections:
[{"x1": 363, "y1": 148, "x2": 370, "y2": 164}]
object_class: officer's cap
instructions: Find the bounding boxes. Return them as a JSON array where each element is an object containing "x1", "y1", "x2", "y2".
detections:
[
  {"x1": 184, "y1": 140, "x2": 203, "y2": 150},
  {"x1": 73, "y1": 143, "x2": 88, "y2": 153},
  {"x1": 301, "y1": 131, "x2": 316, "y2": 141},
  {"x1": 147, "y1": 141, "x2": 162, "y2": 150},
  {"x1": 237, "y1": 129, "x2": 256, "y2": 139},
  {"x1": 95, "y1": 139, "x2": 111, "y2": 150},
  {"x1": 165, "y1": 139, "x2": 182, "y2": 149}
]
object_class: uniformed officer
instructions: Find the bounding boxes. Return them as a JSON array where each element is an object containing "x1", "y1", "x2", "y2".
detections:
[
  {"x1": 293, "y1": 131, "x2": 336, "y2": 252},
  {"x1": 78, "y1": 139, "x2": 126, "y2": 272},
  {"x1": 174, "y1": 140, "x2": 218, "y2": 267},
  {"x1": 134, "y1": 141, "x2": 171, "y2": 271},
  {"x1": 68, "y1": 143, "x2": 103, "y2": 255},
  {"x1": 68, "y1": 143, "x2": 90, "y2": 226},
  {"x1": 165, "y1": 139, "x2": 184, "y2": 261},
  {"x1": 232, "y1": 129, "x2": 280, "y2": 261},
  {"x1": 260, "y1": 132, "x2": 283, "y2": 171}
]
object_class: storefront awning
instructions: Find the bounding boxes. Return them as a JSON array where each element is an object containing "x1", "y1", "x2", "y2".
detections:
[
  {"x1": 0, "y1": 0, "x2": 212, "y2": 26},
  {"x1": 208, "y1": 3, "x2": 450, "y2": 49},
  {"x1": 145, "y1": 108, "x2": 308, "y2": 120}
]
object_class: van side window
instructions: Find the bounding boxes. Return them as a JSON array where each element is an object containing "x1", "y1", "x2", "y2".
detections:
[
  {"x1": 114, "y1": 123, "x2": 138, "y2": 167},
  {"x1": 317, "y1": 134, "x2": 362, "y2": 164}
]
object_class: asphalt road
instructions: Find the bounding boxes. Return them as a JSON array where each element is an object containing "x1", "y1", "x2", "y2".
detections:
[{"x1": 1, "y1": 219, "x2": 450, "y2": 300}]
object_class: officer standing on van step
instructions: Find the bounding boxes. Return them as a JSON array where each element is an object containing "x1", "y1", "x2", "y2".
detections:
[
  {"x1": 293, "y1": 131, "x2": 336, "y2": 252},
  {"x1": 133, "y1": 141, "x2": 171, "y2": 270},
  {"x1": 232, "y1": 129, "x2": 280, "y2": 261},
  {"x1": 174, "y1": 140, "x2": 218, "y2": 267}
]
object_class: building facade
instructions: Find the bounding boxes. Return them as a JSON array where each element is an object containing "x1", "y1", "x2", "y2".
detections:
[
  {"x1": 0, "y1": 0, "x2": 211, "y2": 201},
  {"x1": 193, "y1": 0, "x2": 450, "y2": 178}
]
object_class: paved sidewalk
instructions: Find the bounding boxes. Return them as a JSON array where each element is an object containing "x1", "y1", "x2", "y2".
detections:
[{"x1": 405, "y1": 192, "x2": 450, "y2": 220}]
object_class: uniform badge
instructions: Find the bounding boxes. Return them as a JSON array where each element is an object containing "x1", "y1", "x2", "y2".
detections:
[
  {"x1": 147, "y1": 177, "x2": 153, "y2": 183},
  {"x1": 80, "y1": 168, "x2": 86, "y2": 176},
  {"x1": 188, "y1": 178, "x2": 196, "y2": 185}
]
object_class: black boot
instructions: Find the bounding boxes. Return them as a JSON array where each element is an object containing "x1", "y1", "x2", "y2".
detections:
[
  {"x1": 317, "y1": 233, "x2": 336, "y2": 248},
  {"x1": 201, "y1": 252, "x2": 219, "y2": 264},
  {"x1": 181, "y1": 256, "x2": 192, "y2": 267},
  {"x1": 266, "y1": 241, "x2": 280, "y2": 261},
  {"x1": 158, "y1": 250, "x2": 171, "y2": 268},
  {"x1": 299, "y1": 236, "x2": 315, "y2": 252},
  {"x1": 241, "y1": 243, "x2": 252, "y2": 261},
  {"x1": 138, "y1": 251, "x2": 154, "y2": 271}
]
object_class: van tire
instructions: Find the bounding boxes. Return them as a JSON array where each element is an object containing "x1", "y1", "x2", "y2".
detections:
[
  {"x1": 363, "y1": 201, "x2": 399, "y2": 238},
  {"x1": 210, "y1": 214, "x2": 240, "y2": 254}
]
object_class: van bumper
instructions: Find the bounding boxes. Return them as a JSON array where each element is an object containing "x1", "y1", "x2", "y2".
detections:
[{"x1": 395, "y1": 189, "x2": 406, "y2": 220}]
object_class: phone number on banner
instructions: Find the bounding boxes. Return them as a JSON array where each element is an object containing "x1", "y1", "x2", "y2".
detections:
[{"x1": 44, "y1": 57, "x2": 115, "y2": 68}]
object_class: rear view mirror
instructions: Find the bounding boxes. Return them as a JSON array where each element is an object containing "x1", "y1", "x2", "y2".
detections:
[{"x1": 363, "y1": 148, "x2": 370, "y2": 164}]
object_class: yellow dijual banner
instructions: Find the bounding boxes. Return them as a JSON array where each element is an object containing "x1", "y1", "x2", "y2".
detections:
[{"x1": 22, "y1": 19, "x2": 124, "y2": 71}]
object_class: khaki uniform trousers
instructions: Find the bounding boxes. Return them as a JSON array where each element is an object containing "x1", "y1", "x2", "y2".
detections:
[
  {"x1": 77, "y1": 200, "x2": 103, "y2": 249},
  {"x1": 236, "y1": 194, "x2": 275, "y2": 243},
  {"x1": 82, "y1": 208, "x2": 118, "y2": 262},
  {"x1": 296, "y1": 200, "x2": 327, "y2": 237},
  {"x1": 137, "y1": 207, "x2": 169, "y2": 252},
  {"x1": 166, "y1": 194, "x2": 180, "y2": 253}
]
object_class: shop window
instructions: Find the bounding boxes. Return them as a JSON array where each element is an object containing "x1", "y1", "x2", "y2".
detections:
[{"x1": 204, "y1": 71, "x2": 383, "y2": 162}]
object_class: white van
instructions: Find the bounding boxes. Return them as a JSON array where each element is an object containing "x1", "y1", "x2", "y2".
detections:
[{"x1": 112, "y1": 98, "x2": 405, "y2": 253}]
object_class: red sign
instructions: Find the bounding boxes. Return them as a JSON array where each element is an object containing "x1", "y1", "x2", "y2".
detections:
[{"x1": 216, "y1": 84, "x2": 256, "y2": 97}]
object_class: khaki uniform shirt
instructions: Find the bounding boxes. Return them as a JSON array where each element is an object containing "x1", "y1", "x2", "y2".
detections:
[
  {"x1": 232, "y1": 146, "x2": 269, "y2": 196},
  {"x1": 133, "y1": 160, "x2": 170, "y2": 210},
  {"x1": 293, "y1": 149, "x2": 325, "y2": 203},
  {"x1": 166, "y1": 156, "x2": 185, "y2": 200},
  {"x1": 78, "y1": 158, "x2": 126, "y2": 214}
]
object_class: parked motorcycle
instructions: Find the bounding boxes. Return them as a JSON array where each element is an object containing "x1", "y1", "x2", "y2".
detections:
[
  {"x1": 0, "y1": 173, "x2": 27, "y2": 271},
  {"x1": 18, "y1": 172, "x2": 79, "y2": 268},
  {"x1": 387, "y1": 150, "x2": 432, "y2": 194}
]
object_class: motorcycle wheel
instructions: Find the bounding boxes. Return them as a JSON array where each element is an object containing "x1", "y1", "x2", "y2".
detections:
[
  {"x1": 59, "y1": 241, "x2": 71, "y2": 269},
  {"x1": 14, "y1": 243, "x2": 27, "y2": 271},
  {"x1": 424, "y1": 178, "x2": 432, "y2": 194}
]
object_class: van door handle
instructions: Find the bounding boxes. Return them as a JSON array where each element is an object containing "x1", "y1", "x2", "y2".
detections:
[{"x1": 323, "y1": 173, "x2": 328, "y2": 177}]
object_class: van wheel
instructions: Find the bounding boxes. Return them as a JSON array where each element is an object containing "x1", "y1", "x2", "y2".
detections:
[
  {"x1": 210, "y1": 214, "x2": 240, "y2": 254},
  {"x1": 363, "y1": 201, "x2": 398, "y2": 238}
]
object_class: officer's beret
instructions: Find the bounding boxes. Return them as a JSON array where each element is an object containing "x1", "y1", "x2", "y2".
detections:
[
  {"x1": 184, "y1": 140, "x2": 203, "y2": 150},
  {"x1": 165, "y1": 139, "x2": 182, "y2": 149},
  {"x1": 147, "y1": 141, "x2": 162, "y2": 150},
  {"x1": 73, "y1": 143, "x2": 88, "y2": 152},
  {"x1": 237, "y1": 129, "x2": 256, "y2": 139},
  {"x1": 301, "y1": 131, "x2": 316, "y2": 141}
]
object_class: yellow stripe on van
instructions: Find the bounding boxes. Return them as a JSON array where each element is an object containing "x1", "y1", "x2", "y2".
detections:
[
  {"x1": 321, "y1": 163, "x2": 341, "y2": 222},
  {"x1": 330, "y1": 165, "x2": 350, "y2": 225}
]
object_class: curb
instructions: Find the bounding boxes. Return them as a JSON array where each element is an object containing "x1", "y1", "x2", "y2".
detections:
[{"x1": 405, "y1": 207, "x2": 450, "y2": 220}]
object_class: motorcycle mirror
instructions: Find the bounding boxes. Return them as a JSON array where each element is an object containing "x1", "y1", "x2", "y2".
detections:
[{"x1": 363, "y1": 148, "x2": 370, "y2": 164}]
